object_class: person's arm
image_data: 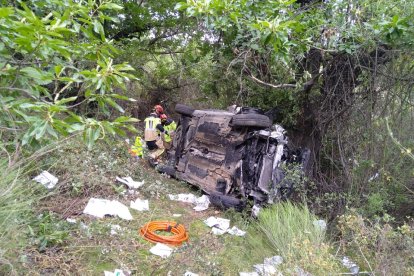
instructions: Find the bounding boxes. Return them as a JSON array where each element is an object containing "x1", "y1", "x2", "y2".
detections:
[{"x1": 156, "y1": 124, "x2": 165, "y2": 133}]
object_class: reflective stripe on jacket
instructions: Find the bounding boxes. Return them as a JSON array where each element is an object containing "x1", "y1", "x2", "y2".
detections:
[
  {"x1": 163, "y1": 121, "x2": 177, "y2": 143},
  {"x1": 144, "y1": 116, "x2": 161, "y2": 141}
]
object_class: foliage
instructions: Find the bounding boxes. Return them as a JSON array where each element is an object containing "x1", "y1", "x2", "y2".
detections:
[
  {"x1": 338, "y1": 209, "x2": 414, "y2": 274},
  {"x1": 248, "y1": 201, "x2": 341, "y2": 274},
  {"x1": 0, "y1": 0, "x2": 138, "y2": 150}
]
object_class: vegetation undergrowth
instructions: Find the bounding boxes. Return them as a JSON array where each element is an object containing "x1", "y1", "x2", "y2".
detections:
[{"x1": 248, "y1": 202, "x2": 341, "y2": 274}]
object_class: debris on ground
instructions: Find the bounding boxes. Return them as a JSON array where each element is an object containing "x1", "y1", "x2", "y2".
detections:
[
  {"x1": 104, "y1": 269, "x2": 126, "y2": 276},
  {"x1": 66, "y1": 218, "x2": 77, "y2": 224},
  {"x1": 149, "y1": 242, "x2": 173, "y2": 258},
  {"x1": 110, "y1": 224, "x2": 122, "y2": 235},
  {"x1": 130, "y1": 198, "x2": 149, "y2": 211},
  {"x1": 252, "y1": 205, "x2": 261, "y2": 217},
  {"x1": 184, "y1": 272, "x2": 199, "y2": 276},
  {"x1": 239, "y1": 272, "x2": 259, "y2": 276},
  {"x1": 204, "y1": 217, "x2": 246, "y2": 236},
  {"x1": 313, "y1": 219, "x2": 327, "y2": 231},
  {"x1": 173, "y1": 214, "x2": 182, "y2": 217},
  {"x1": 33, "y1": 171, "x2": 58, "y2": 189},
  {"x1": 252, "y1": 255, "x2": 283, "y2": 275},
  {"x1": 168, "y1": 193, "x2": 210, "y2": 211},
  {"x1": 83, "y1": 198, "x2": 133, "y2": 220},
  {"x1": 116, "y1": 176, "x2": 145, "y2": 189},
  {"x1": 342, "y1": 256, "x2": 359, "y2": 275},
  {"x1": 226, "y1": 226, "x2": 246, "y2": 237}
]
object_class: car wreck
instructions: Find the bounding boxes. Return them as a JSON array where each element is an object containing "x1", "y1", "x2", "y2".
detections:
[{"x1": 158, "y1": 104, "x2": 309, "y2": 210}]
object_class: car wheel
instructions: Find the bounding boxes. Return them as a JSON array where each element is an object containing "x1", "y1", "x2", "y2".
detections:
[
  {"x1": 232, "y1": 114, "x2": 272, "y2": 128},
  {"x1": 175, "y1": 104, "x2": 194, "y2": 116}
]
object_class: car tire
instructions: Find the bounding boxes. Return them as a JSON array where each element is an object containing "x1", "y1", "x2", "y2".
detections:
[
  {"x1": 232, "y1": 114, "x2": 272, "y2": 128},
  {"x1": 175, "y1": 104, "x2": 194, "y2": 116}
]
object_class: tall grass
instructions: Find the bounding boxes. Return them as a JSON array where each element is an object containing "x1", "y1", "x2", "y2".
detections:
[{"x1": 247, "y1": 202, "x2": 341, "y2": 274}]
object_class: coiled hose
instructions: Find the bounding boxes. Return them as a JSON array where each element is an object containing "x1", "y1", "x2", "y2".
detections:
[{"x1": 139, "y1": 221, "x2": 189, "y2": 246}]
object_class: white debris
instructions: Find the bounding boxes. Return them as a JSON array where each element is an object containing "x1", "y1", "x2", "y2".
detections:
[
  {"x1": 252, "y1": 205, "x2": 261, "y2": 218},
  {"x1": 173, "y1": 214, "x2": 182, "y2": 217},
  {"x1": 110, "y1": 224, "x2": 122, "y2": 235},
  {"x1": 184, "y1": 272, "x2": 199, "y2": 276},
  {"x1": 149, "y1": 243, "x2": 173, "y2": 258},
  {"x1": 130, "y1": 198, "x2": 149, "y2": 211},
  {"x1": 168, "y1": 193, "x2": 210, "y2": 211},
  {"x1": 342, "y1": 256, "x2": 359, "y2": 275},
  {"x1": 66, "y1": 218, "x2": 77, "y2": 224},
  {"x1": 83, "y1": 198, "x2": 133, "y2": 220},
  {"x1": 368, "y1": 172, "x2": 379, "y2": 182},
  {"x1": 239, "y1": 272, "x2": 259, "y2": 276},
  {"x1": 116, "y1": 176, "x2": 145, "y2": 189},
  {"x1": 212, "y1": 227, "x2": 227, "y2": 235},
  {"x1": 193, "y1": 195, "x2": 210, "y2": 211},
  {"x1": 33, "y1": 171, "x2": 58, "y2": 189},
  {"x1": 168, "y1": 193, "x2": 198, "y2": 204},
  {"x1": 313, "y1": 219, "x2": 327, "y2": 231},
  {"x1": 252, "y1": 256, "x2": 283, "y2": 276},
  {"x1": 104, "y1": 269, "x2": 126, "y2": 276},
  {"x1": 227, "y1": 226, "x2": 246, "y2": 237},
  {"x1": 204, "y1": 217, "x2": 230, "y2": 230}
]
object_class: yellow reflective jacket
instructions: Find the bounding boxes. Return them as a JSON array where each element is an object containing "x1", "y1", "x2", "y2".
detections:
[
  {"x1": 144, "y1": 116, "x2": 161, "y2": 141},
  {"x1": 163, "y1": 120, "x2": 177, "y2": 143},
  {"x1": 130, "y1": 136, "x2": 143, "y2": 157}
]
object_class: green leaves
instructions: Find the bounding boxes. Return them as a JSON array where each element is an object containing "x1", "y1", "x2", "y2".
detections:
[{"x1": 0, "y1": 0, "x2": 138, "y2": 149}]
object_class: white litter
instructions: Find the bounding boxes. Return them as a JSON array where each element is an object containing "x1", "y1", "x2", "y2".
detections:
[
  {"x1": 212, "y1": 227, "x2": 227, "y2": 235},
  {"x1": 33, "y1": 171, "x2": 58, "y2": 189},
  {"x1": 239, "y1": 272, "x2": 259, "y2": 276},
  {"x1": 110, "y1": 225, "x2": 122, "y2": 235},
  {"x1": 313, "y1": 219, "x2": 327, "y2": 231},
  {"x1": 227, "y1": 226, "x2": 246, "y2": 237},
  {"x1": 184, "y1": 272, "x2": 199, "y2": 276},
  {"x1": 149, "y1": 243, "x2": 173, "y2": 258},
  {"x1": 342, "y1": 256, "x2": 359, "y2": 275},
  {"x1": 168, "y1": 193, "x2": 210, "y2": 211},
  {"x1": 66, "y1": 218, "x2": 77, "y2": 224},
  {"x1": 253, "y1": 256, "x2": 283, "y2": 275},
  {"x1": 173, "y1": 214, "x2": 182, "y2": 217},
  {"x1": 193, "y1": 195, "x2": 210, "y2": 211},
  {"x1": 168, "y1": 193, "x2": 198, "y2": 204},
  {"x1": 204, "y1": 217, "x2": 230, "y2": 230},
  {"x1": 116, "y1": 176, "x2": 145, "y2": 189},
  {"x1": 83, "y1": 198, "x2": 133, "y2": 220},
  {"x1": 104, "y1": 269, "x2": 126, "y2": 276},
  {"x1": 252, "y1": 205, "x2": 261, "y2": 218},
  {"x1": 130, "y1": 198, "x2": 149, "y2": 211}
]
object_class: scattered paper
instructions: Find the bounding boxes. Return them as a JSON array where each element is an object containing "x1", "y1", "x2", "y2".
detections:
[
  {"x1": 184, "y1": 272, "x2": 199, "y2": 276},
  {"x1": 342, "y1": 256, "x2": 359, "y2": 275},
  {"x1": 130, "y1": 198, "x2": 149, "y2": 211},
  {"x1": 168, "y1": 193, "x2": 211, "y2": 211},
  {"x1": 168, "y1": 193, "x2": 198, "y2": 204},
  {"x1": 33, "y1": 171, "x2": 58, "y2": 189},
  {"x1": 173, "y1": 214, "x2": 182, "y2": 217},
  {"x1": 193, "y1": 195, "x2": 210, "y2": 211},
  {"x1": 204, "y1": 217, "x2": 230, "y2": 230},
  {"x1": 110, "y1": 224, "x2": 122, "y2": 235},
  {"x1": 66, "y1": 218, "x2": 77, "y2": 224},
  {"x1": 252, "y1": 205, "x2": 261, "y2": 218},
  {"x1": 239, "y1": 272, "x2": 259, "y2": 276},
  {"x1": 116, "y1": 176, "x2": 144, "y2": 189},
  {"x1": 253, "y1": 256, "x2": 283, "y2": 276},
  {"x1": 83, "y1": 198, "x2": 133, "y2": 220},
  {"x1": 227, "y1": 226, "x2": 246, "y2": 237},
  {"x1": 104, "y1": 269, "x2": 126, "y2": 276},
  {"x1": 150, "y1": 243, "x2": 173, "y2": 258},
  {"x1": 313, "y1": 219, "x2": 327, "y2": 231}
]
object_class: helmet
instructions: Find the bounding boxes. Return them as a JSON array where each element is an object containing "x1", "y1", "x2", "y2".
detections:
[
  {"x1": 160, "y1": 114, "x2": 167, "y2": 121},
  {"x1": 154, "y1": 105, "x2": 164, "y2": 114}
]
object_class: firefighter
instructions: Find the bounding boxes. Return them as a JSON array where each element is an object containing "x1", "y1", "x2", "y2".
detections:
[
  {"x1": 144, "y1": 111, "x2": 166, "y2": 166},
  {"x1": 153, "y1": 104, "x2": 164, "y2": 117},
  {"x1": 129, "y1": 136, "x2": 144, "y2": 160},
  {"x1": 160, "y1": 114, "x2": 177, "y2": 150}
]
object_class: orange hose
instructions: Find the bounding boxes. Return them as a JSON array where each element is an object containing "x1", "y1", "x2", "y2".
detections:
[{"x1": 139, "y1": 221, "x2": 189, "y2": 246}]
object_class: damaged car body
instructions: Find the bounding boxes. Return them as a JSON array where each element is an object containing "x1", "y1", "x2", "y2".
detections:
[{"x1": 158, "y1": 104, "x2": 310, "y2": 210}]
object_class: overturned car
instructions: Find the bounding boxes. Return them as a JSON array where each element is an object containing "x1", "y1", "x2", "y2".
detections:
[{"x1": 158, "y1": 104, "x2": 309, "y2": 210}]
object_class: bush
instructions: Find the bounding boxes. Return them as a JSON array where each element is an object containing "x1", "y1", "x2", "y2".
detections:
[{"x1": 248, "y1": 202, "x2": 341, "y2": 274}]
